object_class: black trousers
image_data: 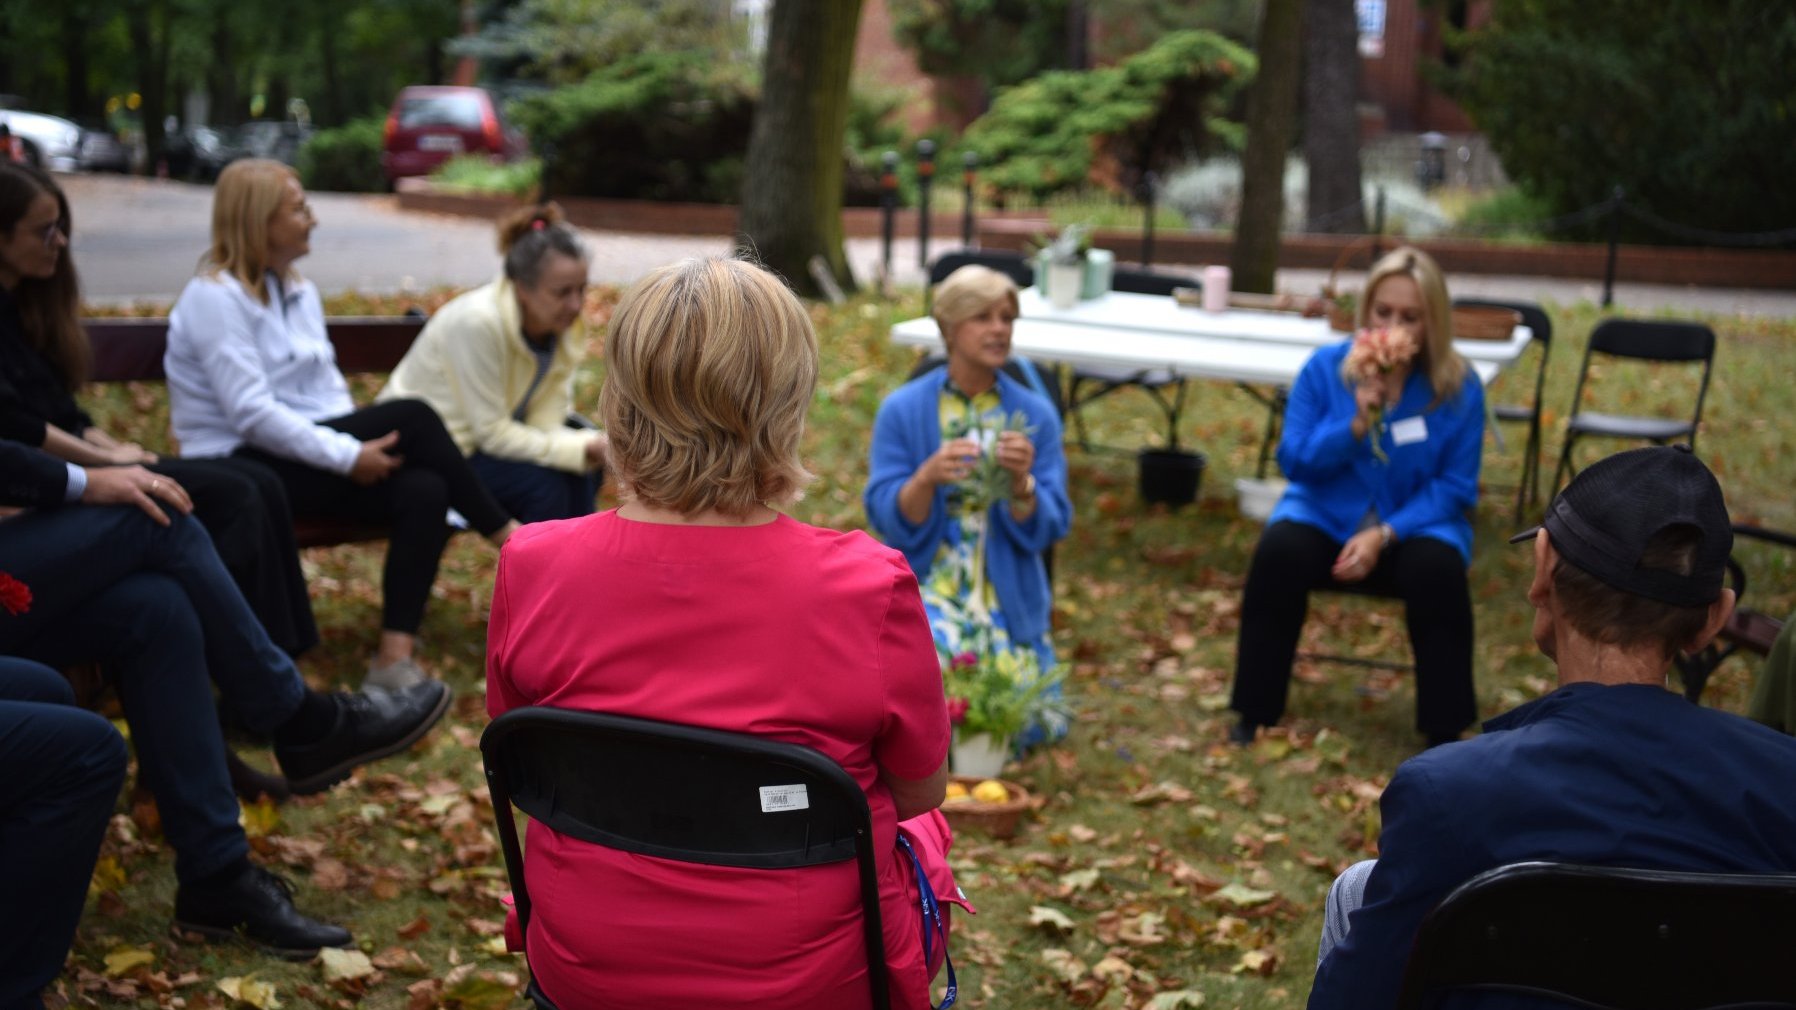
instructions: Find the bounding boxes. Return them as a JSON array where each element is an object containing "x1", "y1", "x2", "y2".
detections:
[
  {"x1": 1230, "y1": 520, "x2": 1476, "y2": 738},
  {"x1": 236, "y1": 399, "x2": 511, "y2": 636},
  {"x1": 150, "y1": 455, "x2": 319, "y2": 657}
]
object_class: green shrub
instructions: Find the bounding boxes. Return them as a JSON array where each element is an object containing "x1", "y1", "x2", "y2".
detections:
[
  {"x1": 298, "y1": 115, "x2": 387, "y2": 193},
  {"x1": 1448, "y1": 186, "x2": 1553, "y2": 242},
  {"x1": 961, "y1": 30, "x2": 1254, "y2": 204},
  {"x1": 430, "y1": 155, "x2": 542, "y2": 197},
  {"x1": 508, "y1": 50, "x2": 755, "y2": 203}
]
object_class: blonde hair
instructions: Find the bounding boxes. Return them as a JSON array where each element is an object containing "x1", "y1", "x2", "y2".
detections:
[
  {"x1": 1354, "y1": 246, "x2": 1466, "y2": 403},
  {"x1": 202, "y1": 159, "x2": 299, "y2": 303},
  {"x1": 600, "y1": 257, "x2": 817, "y2": 517},
  {"x1": 930, "y1": 265, "x2": 1019, "y2": 350}
]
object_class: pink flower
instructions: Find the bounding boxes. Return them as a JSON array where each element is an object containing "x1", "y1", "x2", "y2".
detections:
[
  {"x1": 1343, "y1": 326, "x2": 1419, "y2": 384},
  {"x1": 946, "y1": 696, "x2": 970, "y2": 725},
  {"x1": 0, "y1": 572, "x2": 29, "y2": 616},
  {"x1": 951, "y1": 651, "x2": 979, "y2": 669}
]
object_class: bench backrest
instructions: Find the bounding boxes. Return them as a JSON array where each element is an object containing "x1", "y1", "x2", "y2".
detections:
[{"x1": 84, "y1": 316, "x2": 427, "y2": 383}]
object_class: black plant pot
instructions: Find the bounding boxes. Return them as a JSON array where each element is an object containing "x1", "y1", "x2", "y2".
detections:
[{"x1": 1138, "y1": 448, "x2": 1205, "y2": 507}]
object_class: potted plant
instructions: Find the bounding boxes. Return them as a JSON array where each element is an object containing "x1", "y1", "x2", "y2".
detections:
[{"x1": 1032, "y1": 224, "x2": 1114, "y2": 307}]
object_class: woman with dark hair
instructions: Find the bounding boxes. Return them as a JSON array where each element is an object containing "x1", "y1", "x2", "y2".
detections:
[
  {"x1": 0, "y1": 158, "x2": 319, "y2": 658},
  {"x1": 1228, "y1": 246, "x2": 1485, "y2": 748},
  {"x1": 380, "y1": 202, "x2": 605, "y2": 523},
  {"x1": 164, "y1": 159, "x2": 518, "y2": 691}
]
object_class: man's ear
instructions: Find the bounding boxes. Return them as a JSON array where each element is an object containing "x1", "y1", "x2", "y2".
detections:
[
  {"x1": 1526, "y1": 532, "x2": 1555, "y2": 606},
  {"x1": 1684, "y1": 588, "x2": 1737, "y2": 655}
]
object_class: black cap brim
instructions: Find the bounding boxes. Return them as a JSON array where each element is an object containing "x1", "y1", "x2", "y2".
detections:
[{"x1": 1508, "y1": 525, "x2": 1542, "y2": 544}]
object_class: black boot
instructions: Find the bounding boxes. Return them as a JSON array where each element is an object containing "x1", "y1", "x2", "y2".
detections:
[
  {"x1": 274, "y1": 680, "x2": 452, "y2": 794},
  {"x1": 173, "y1": 864, "x2": 352, "y2": 959}
]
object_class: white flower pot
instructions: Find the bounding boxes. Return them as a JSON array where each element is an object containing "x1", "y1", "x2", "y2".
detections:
[
  {"x1": 951, "y1": 731, "x2": 1011, "y2": 778},
  {"x1": 1046, "y1": 262, "x2": 1083, "y2": 309}
]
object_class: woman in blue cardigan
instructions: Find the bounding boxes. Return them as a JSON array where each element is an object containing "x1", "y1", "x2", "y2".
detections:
[
  {"x1": 1230, "y1": 247, "x2": 1484, "y2": 748},
  {"x1": 866, "y1": 266, "x2": 1071, "y2": 740}
]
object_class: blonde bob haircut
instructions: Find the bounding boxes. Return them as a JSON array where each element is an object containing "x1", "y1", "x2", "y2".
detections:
[
  {"x1": 1352, "y1": 246, "x2": 1466, "y2": 403},
  {"x1": 601, "y1": 257, "x2": 818, "y2": 517},
  {"x1": 930, "y1": 264, "x2": 1019, "y2": 350},
  {"x1": 203, "y1": 158, "x2": 299, "y2": 304}
]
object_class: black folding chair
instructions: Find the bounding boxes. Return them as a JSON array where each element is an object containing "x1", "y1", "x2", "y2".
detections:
[
  {"x1": 481, "y1": 707, "x2": 891, "y2": 1010},
  {"x1": 1063, "y1": 266, "x2": 1201, "y2": 451},
  {"x1": 1397, "y1": 861, "x2": 1796, "y2": 1010},
  {"x1": 1453, "y1": 298, "x2": 1552, "y2": 519},
  {"x1": 1550, "y1": 319, "x2": 1715, "y2": 497},
  {"x1": 924, "y1": 249, "x2": 1035, "y2": 312},
  {"x1": 1673, "y1": 523, "x2": 1796, "y2": 705}
]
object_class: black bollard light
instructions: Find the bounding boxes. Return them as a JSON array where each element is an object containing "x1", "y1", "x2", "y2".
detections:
[
  {"x1": 880, "y1": 150, "x2": 899, "y2": 285},
  {"x1": 1602, "y1": 185, "x2": 1624, "y2": 309},
  {"x1": 916, "y1": 139, "x2": 936, "y2": 269},
  {"x1": 962, "y1": 151, "x2": 978, "y2": 247}
]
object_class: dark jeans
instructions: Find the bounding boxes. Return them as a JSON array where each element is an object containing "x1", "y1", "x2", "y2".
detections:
[
  {"x1": 469, "y1": 453, "x2": 599, "y2": 525},
  {"x1": 151, "y1": 454, "x2": 319, "y2": 656},
  {"x1": 0, "y1": 506, "x2": 306, "y2": 883},
  {"x1": 0, "y1": 658, "x2": 126, "y2": 1010},
  {"x1": 1231, "y1": 520, "x2": 1476, "y2": 738},
  {"x1": 236, "y1": 398, "x2": 511, "y2": 635}
]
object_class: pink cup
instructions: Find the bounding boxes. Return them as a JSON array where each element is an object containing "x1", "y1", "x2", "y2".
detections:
[{"x1": 1202, "y1": 266, "x2": 1231, "y2": 313}]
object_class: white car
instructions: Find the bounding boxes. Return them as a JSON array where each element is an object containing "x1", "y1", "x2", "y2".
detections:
[{"x1": 0, "y1": 108, "x2": 82, "y2": 172}]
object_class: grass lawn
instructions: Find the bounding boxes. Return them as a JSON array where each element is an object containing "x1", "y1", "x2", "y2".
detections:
[{"x1": 66, "y1": 285, "x2": 1796, "y2": 1009}]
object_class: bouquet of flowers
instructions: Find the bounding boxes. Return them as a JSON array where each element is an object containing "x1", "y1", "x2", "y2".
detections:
[
  {"x1": 940, "y1": 622, "x2": 1066, "y2": 745},
  {"x1": 1342, "y1": 326, "x2": 1419, "y2": 463}
]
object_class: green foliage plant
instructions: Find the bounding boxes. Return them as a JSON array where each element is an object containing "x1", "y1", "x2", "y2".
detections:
[
  {"x1": 1441, "y1": 0, "x2": 1796, "y2": 242},
  {"x1": 297, "y1": 114, "x2": 387, "y2": 194},
  {"x1": 429, "y1": 155, "x2": 543, "y2": 198},
  {"x1": 961, "y1": 30, "x2": 1255, "y2": 204},
  {"x1": 507, "y1": 50, "x2": 756, "y2": 202},
  {"x1": 452, "y1": 0, "x2": 751, "y2": 87}
]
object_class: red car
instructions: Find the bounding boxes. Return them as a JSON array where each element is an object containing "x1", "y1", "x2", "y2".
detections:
[{"x1": 381, "y1": 86, "x2": 526, "y2": 185}]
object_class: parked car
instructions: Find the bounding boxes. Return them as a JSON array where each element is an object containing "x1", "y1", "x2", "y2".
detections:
[
  {"x1": 0, "y1": 107, "x2": 82, "y2": 172},
  {"x1": 235, "y1": 119, "x2": 314, "y2": 167},
  {"x1": 75, "y1": 122, "x2": 135, "y2": 173},
  {"x1": 381, "y1": 85, "x2": 526, "y2": 185},
  {"x1": 162, "y1": 124, "x2": 239, "y2": 181}
]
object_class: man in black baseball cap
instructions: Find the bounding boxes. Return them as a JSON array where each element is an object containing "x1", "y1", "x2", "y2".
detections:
[{"x1": 1308, "y1": 446, "x2": 1796, "y2": 1009}]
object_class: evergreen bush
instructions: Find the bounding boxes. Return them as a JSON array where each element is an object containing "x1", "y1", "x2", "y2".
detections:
[{"x1": 297, "y1": 115, "x2": 387, "y2": 194}]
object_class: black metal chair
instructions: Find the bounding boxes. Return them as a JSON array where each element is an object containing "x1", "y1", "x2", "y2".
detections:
[
  {"x1": 1453, "y1": 298, "x2": 1552, "y2": 519},
  {"x1": 481, "y1": 707, "x2": 891, "y2": 1010},
  {"x1": 1550, "y1": 318, "x2": 1715, "y2": 497},
  {"x1": 1673, "y1": 523, "x2": 1796, "y2": 705},
  {"x1": 1063, "y1": 266, "x2": 1201, "y2": 451},
  {"x1": 1396, "y1": 861, "x2": 1796, "y2": 1010},
  {"x1": 924, "y1": 249, "x2": 1034, "y2": 312}
]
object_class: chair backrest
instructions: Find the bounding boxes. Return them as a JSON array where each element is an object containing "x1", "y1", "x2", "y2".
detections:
[
  {"x1": 1454, "y1": 297, "x2": 1553, "y2": 417},
  {"x1": 927, "y1": 249, "x2": 1035, "y2": 288},
  {"x1": 1570, "y1": 317, "x2": 1716, "y2": 437},
  {"x1": 1397, "y1": 861, "x2": 1796, "y2": 1010},
  {"x1": 481, "y1": 707, "x2": 890, "y2": 1010},
  {"x1": 1109, "y1": 266, "x2": 1196, "y2": 297}
]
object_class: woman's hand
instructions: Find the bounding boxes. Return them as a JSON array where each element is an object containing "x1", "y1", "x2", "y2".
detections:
[
  {"x1": 1349, "y1": 379, "x2": 1385, "y2": 441},
  {"x1": 350, "y1": 431, "x2": 404, "y2": 486},
  {"x1": 1331, "y1": 526, "x2": 1390, "y2": 584},
  {"x1": 993, "y1": 431, "x2": 1035, "y2": 489},
  {"x1": 920, "y1": 437, "x2": 982, "y2": 489},
  {"x1": 100, "y1": 441, "x2": 157, "y2": 465},
  {"x1": 82, "y1": 465, "x2": 193, "y2": 525}
]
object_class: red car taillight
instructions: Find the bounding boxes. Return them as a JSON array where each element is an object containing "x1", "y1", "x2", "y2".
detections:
[
  {"x1": 383, "y1": 111, "x2": 397, "y2": 147},
  {"x1": 481, "y1": 105, "x2": 501, "y2": 153}
]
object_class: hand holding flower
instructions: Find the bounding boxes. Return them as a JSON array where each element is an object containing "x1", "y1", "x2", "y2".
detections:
[{"x1": 1342, "y1": 326, "x2": 1421, "y2": 464}]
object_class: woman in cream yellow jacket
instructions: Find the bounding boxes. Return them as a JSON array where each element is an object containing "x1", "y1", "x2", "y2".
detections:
[{"x1": 381, "y1": 203, "x2": 607, "y2": 523}]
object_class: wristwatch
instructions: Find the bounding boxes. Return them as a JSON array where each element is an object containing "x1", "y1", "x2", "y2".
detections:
[
  {"x1": 1015, "y1": 473, "x2": 1038, "y2": 501},
  {"x1": 1377, "y1": 522, "x2": 1395, "y2": 550}
]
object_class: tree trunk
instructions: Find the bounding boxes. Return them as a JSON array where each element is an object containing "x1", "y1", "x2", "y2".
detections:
[
  {"x1": 1303, "y1": 0, "x2": 1365, "y2": 233},
  {"x1": 61, "y1": 5, "x2": 92, "y2": 119},
  {"x1": 1230, "y1": 0, "x2": 1305, "y2": 294},
  {"x1": 738, "y1": 0, "x2": 864, "y2": 298},
  {"x1": 318, "y1": 0, "x2": 345, "y2": 125},
  {"x1": 127, "y1": 0, "x2": 172, "y2": 174}
]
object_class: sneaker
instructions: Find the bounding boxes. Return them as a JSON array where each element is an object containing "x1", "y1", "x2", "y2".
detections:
[
  {"x1": 363, "y1": 656, "x2": 429, "y2": 692},
  {"x1": 173, "y1": 864, "x2": 352, "y2": 959},
  {"x1": 274, "y1": 681, "x2": 452, "y2": 794}
]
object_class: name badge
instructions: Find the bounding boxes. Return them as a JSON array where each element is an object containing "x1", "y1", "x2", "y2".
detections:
[
  {"x1": 1390, "y1": 416, "x2": 1428, "y2": 446},
  {"x1": 759, "y1": 784, "x2": 810, "y2": 813}
]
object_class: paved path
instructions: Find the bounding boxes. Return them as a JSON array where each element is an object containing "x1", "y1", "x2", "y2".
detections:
[{"x1": 63, "y1": 174, "x2": 1796, "y2": 319}]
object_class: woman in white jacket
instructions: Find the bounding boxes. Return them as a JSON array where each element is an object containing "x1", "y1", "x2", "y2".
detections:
[
  {"x1": 165, "y1": 159, "x2": 518, "y2": 691},
  {"x1": 379, "y1": 203, "x2": 606, "y2": 524}
]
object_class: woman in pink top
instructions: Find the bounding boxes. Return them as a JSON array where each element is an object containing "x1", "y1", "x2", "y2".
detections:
[{"x1": 486, "y1": 257, "x2": 963, "y2": 1009}]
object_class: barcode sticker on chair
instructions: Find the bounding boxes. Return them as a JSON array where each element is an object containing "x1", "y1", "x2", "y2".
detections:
[{"x1": 759, "y1": 784, "x2": 810, "y2": 813}]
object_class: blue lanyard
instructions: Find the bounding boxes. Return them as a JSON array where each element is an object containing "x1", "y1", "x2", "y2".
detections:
[{"x1": 896, "y1": 834, "x2": 957, "y2": 1010}]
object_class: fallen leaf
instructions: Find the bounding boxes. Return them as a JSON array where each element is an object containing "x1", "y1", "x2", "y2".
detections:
[
  {"x1": 1210, "y1": 882, "x2": 1278, "y2": 907},
  {"x1": 441, "y1": 973, "x2": 518, "y2": 1010},
  {"x1": 103, "y1": 945, "x2": 155, "y2": 977},
  {"x1": 1028, "y1": 905, "x2": 1077, "y2": 934},
  {"x1": 396, "y1": 913, "x2": 431, "y2": 940},
  {"x1": 311, "y1": 858, "x2": 350, "y2": 891},
  {"x1": 1091, "y1": 954, "x2": 1134, "y2": 982},
  {"x1": 1039, "y1": 948, "x2": 1087, "y2": 984},
  {"x1": 1148, "y1": 991, "x2": 1207, "y2": 1009},
  {"x1": 318, "y1": 948, "x2": 375, "y2": 982},
  {"x1": 217, "y1": 975, "x2": 282, "y2": 1009},
  {"x1": 1058, "y1": 868, "x2": 1100, "y2": 892},
  {"x1": 1233, "y1": 948, "x2": 1279, "y2": 976}
]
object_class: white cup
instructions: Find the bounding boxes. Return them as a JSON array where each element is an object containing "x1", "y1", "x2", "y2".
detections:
[{"x1": 1202, "y1": 266, "x2": 1231, "y2": 313}]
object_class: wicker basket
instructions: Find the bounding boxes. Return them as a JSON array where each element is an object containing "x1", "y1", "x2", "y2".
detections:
[
  {"x1": 1321, "y1": 236, "x2": 1381, "y2": 333},
  {"x1": 941, "y1": 775, "x2": 1032, "y2": 840},
  {"x1": 1450, "y1": 305, "x2": 1523, "y2": 342}
]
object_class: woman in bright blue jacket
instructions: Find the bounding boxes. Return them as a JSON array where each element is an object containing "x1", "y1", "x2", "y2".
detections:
[
  {"x1": 865, "y1": 266, "x2": 1071, "y2": 741},
  {"x1": 1230, "y1": 247, "x2": 1485, "y2": 748}
]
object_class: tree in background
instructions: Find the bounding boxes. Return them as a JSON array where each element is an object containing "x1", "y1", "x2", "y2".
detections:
[
  {"x1": 959, "y1": 31, "x2": 1254, "y2": 204},
  {"x1": 738, "y1": 0, "x2": 864, "y2": 298},
  {"x1": 1303, "y1": 0, "x2": 1365, "y2": 234},
  {"x1": 1442, "y1": 0, "x2": 1796, "y2": 241},
  {"x1": 451, "y1": 0, "x2": 747, "y2": 87},
  {"x1": 1230, "y1": 0, "x2": 1304, "y2": 293}
]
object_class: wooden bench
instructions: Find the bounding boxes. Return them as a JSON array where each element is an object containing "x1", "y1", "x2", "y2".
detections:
[{"x1": 84, "y1": 315, "x2": 427, "y2": 549}]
